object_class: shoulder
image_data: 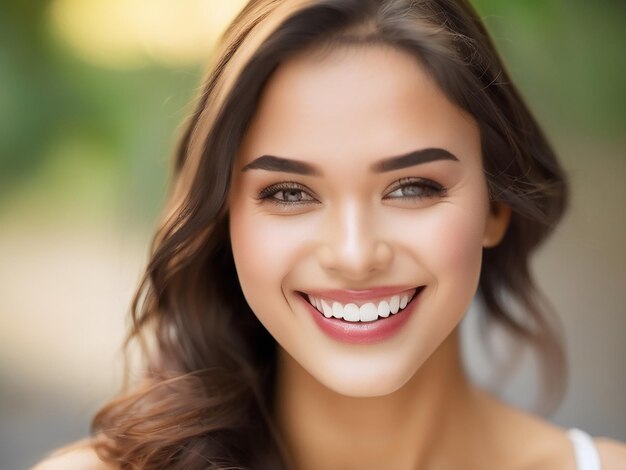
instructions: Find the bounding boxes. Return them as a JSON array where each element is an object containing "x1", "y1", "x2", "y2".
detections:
[
  {"x1": 31, "y1": 439, "x2": 118, "y2": 470},
  {"x1": 596, "y1": 437, "x2": 626, "y2": 470},
  {"x1": 471, "y1": 390, "x2": 620, "y2": 470}
]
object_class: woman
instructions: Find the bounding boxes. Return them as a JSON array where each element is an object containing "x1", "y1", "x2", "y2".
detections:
[{"x1": 34, "y1": 0, "x2": 626, "y2": 468}]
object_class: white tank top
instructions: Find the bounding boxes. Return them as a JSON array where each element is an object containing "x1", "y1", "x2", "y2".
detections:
[{"x1": 568, "y1": 428, "x2": 601, "y2": 470}]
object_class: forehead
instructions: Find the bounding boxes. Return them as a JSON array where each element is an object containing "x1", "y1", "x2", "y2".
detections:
[{"x1": 235, "y1": 44, "x2": 479, "y2": 168}]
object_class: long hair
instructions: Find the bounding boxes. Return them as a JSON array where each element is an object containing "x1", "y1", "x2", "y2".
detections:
[{"x1": 92, "y1": 1, "x2": 569, "y2": 468}]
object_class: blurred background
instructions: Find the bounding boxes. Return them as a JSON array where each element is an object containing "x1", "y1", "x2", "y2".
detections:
[{"x1": 0, "y1": 0, "x2": 624, "y2": 468}]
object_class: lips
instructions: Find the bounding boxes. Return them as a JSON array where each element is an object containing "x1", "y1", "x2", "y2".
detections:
[{"x1": 298, "y1": 286, "x2": 425, "y2": 344}]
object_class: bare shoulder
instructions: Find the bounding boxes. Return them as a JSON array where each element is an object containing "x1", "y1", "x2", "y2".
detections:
[
  {"x1": 472, "y1": 390, "x2": 583, "y2": 469},
  {"x1": 31, "y1": 439, "x2": 117, "y2": 470},
  {"x1": 596, "y1": 437, "x2": 626, "y2": 470},
  {"x1": 475, "y1": 389, "x2": 626, "y2": 469}
]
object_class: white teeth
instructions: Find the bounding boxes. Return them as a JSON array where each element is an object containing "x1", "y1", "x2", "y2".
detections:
[
  {"x1": 377, "y1": 300, "x2": 391, "y2": 318},
  {"x1": 332, "y1": 302, "x2": 343, "y2": 319},
  {"x1": 321, "y1": 299, "x2": 333, "y2": 318},
  {"x1": 359, "y1": 303, "x2": 378, "y2": 322},
  {"x1": 306, "y1": 289, "x2": 419, "y2": 322},
  {"x1": 389, "y1": 295, "x2": 400, "y2": 314},
  {"x1": 343, "y1": 304, "x2": 360, "y2": 322}
]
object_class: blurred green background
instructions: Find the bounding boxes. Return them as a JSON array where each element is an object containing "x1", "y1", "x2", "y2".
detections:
[{"x1": 1, "y1": 1, "x2": 624, "y2": 468}]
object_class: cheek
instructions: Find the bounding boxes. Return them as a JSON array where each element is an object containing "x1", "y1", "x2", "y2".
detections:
[
  {"x1": 432, "y1": 209, "x2": 484, "y2": 278},
  {"x1": 396, "y1": 202, "x2": 487, "y2": 293},
  {"x1": 231, "y1": 212, "x2": 310, "y2": 278},
  {"x1": 229, "y1": 206, "x2": 312, "y2": 327}
]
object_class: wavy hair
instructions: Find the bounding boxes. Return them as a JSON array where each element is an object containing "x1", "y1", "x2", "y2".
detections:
[{"x1": 92, "y1": 0, "x2": 569, "y2": 468}]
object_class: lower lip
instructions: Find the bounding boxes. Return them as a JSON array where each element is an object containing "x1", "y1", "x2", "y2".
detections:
[{"x1": 299, "y1": 288, "x2": 423, "y2": 345}]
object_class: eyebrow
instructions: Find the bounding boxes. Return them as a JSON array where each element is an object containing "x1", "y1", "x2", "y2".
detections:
[{"x1": 241, "y1": 147, "x2": 459, "y2": 175}]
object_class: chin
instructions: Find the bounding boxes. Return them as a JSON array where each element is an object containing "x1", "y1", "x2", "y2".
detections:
[
  {"x1": 312, "y1": 359, "x2": 419, "y2": 398},
  {"x1": 323, "y1": 375, "x2": 409, "y2": 398}
]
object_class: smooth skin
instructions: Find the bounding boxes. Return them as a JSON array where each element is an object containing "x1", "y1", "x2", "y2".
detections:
[
  {"x1": 230, "y1": 46, "x2": 506, "y2": 401},
  {"x1": 33, "y1": 45, "x2": 626, "y2": 470}
]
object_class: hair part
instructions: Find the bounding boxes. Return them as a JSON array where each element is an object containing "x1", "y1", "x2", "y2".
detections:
[{"x1": 92, "y1": 1, "x2": 569, "y2": 468}]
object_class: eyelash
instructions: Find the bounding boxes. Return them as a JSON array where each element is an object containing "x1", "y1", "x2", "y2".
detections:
[
  {"x1": 386, "y1": 177, "x2": 448, "y2": 200},
  {"x1": 256, "y1": 177, "x2": 447, "y2": 206}
]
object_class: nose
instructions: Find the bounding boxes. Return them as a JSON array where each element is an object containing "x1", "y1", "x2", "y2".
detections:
[{"x1": 316, "y1": 200, "x2": 393, "y2": 280}]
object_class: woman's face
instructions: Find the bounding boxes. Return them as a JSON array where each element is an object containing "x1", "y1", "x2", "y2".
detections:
[{"x1": 229, "y1": 45, "x2": 509, "y2": 397}]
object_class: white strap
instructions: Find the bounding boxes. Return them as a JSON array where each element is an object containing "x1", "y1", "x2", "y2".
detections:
[{"x1": 567, "y1": 428, "x2": 602, "y2": 470}]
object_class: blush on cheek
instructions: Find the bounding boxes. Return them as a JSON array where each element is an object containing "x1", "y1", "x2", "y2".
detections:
[
  {"x1": 434, "y1": 213, "x2": 486, "y2": 294},
  {"x1": 407, "y1": 207, "x2": 486, "y2": 287},
  {"x1": 438, "y1": 226, "x2": 483, "y2": 276},
  {"x1": 230, "y1": 214, "x2": 312, "y2": 314}
]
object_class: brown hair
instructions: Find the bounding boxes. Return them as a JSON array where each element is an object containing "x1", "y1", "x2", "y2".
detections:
[{"x1": 92, "y1": 0, "x2": 569, "y2": 468}]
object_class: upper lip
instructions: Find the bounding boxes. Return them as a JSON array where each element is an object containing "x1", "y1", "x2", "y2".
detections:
[{"x1": 299, "y1": 286, "x2": 423, "y2": 303}]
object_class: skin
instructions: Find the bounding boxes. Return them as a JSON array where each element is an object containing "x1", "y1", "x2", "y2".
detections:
[
  {"x1": 229, "y1": 44, "x2": 509, "y2": 400},
  {"x1": 32, "y1": 44, "x2": 626, "y2": 470},
  {"x1": 227, "y1": 44, "x2": 619, "y2": 469}
]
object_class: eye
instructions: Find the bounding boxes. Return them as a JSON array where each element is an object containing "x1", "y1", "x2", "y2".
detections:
[
  {"x1": 384, "y1": 177, "x2": 447, "y2": 201},
  {"x1": 257, "y1": 182, "x2": 318, "y2": 206}
]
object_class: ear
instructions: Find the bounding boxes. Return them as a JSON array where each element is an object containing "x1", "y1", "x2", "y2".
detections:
[{"x1": 482, "y1": 202, "x2": 511, "y2": 248}]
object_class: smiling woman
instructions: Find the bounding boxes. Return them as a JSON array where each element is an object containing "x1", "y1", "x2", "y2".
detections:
[
  {"x1": 32, "y1": 0, "x2": 626, "y2": 469},
  {"x1": 228, "y1": 45, "x2": 511, "y2": 403}
]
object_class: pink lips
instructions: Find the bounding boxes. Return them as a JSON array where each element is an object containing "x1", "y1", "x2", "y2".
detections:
[
  {"x1": 303, "y1": 286, "x2": 417, "y2": 303},
  {"x1": 299, "y1": 286, "x2": 424, "y2": 344}
]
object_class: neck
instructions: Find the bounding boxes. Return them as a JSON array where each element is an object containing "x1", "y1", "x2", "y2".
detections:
[{"x1": 273, "y1": 329, "x2": 483, "y2": 470}]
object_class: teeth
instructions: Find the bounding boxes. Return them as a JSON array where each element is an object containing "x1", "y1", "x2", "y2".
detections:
[
  {"x1": 389, "y1": 295, "x2": 400, "y2": 314},
  {"x1": 306, "y1": 289, "x2": 418, "y2": 323},
  {"x1": 377, "y1": 300, "x2": 390, "y2": 318},
  {"x1": 332, "y1": 302, "x2": 343, "y2": 319},
  {"x1": 359, "y1": 303, "x2": 378, "y2": 322},
  {"x1": 343, "y1": 304, "x2": 360, "y2": 322},
  {"x1": 321, "y1": 299, "x2": 333, "y2": 318}
]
